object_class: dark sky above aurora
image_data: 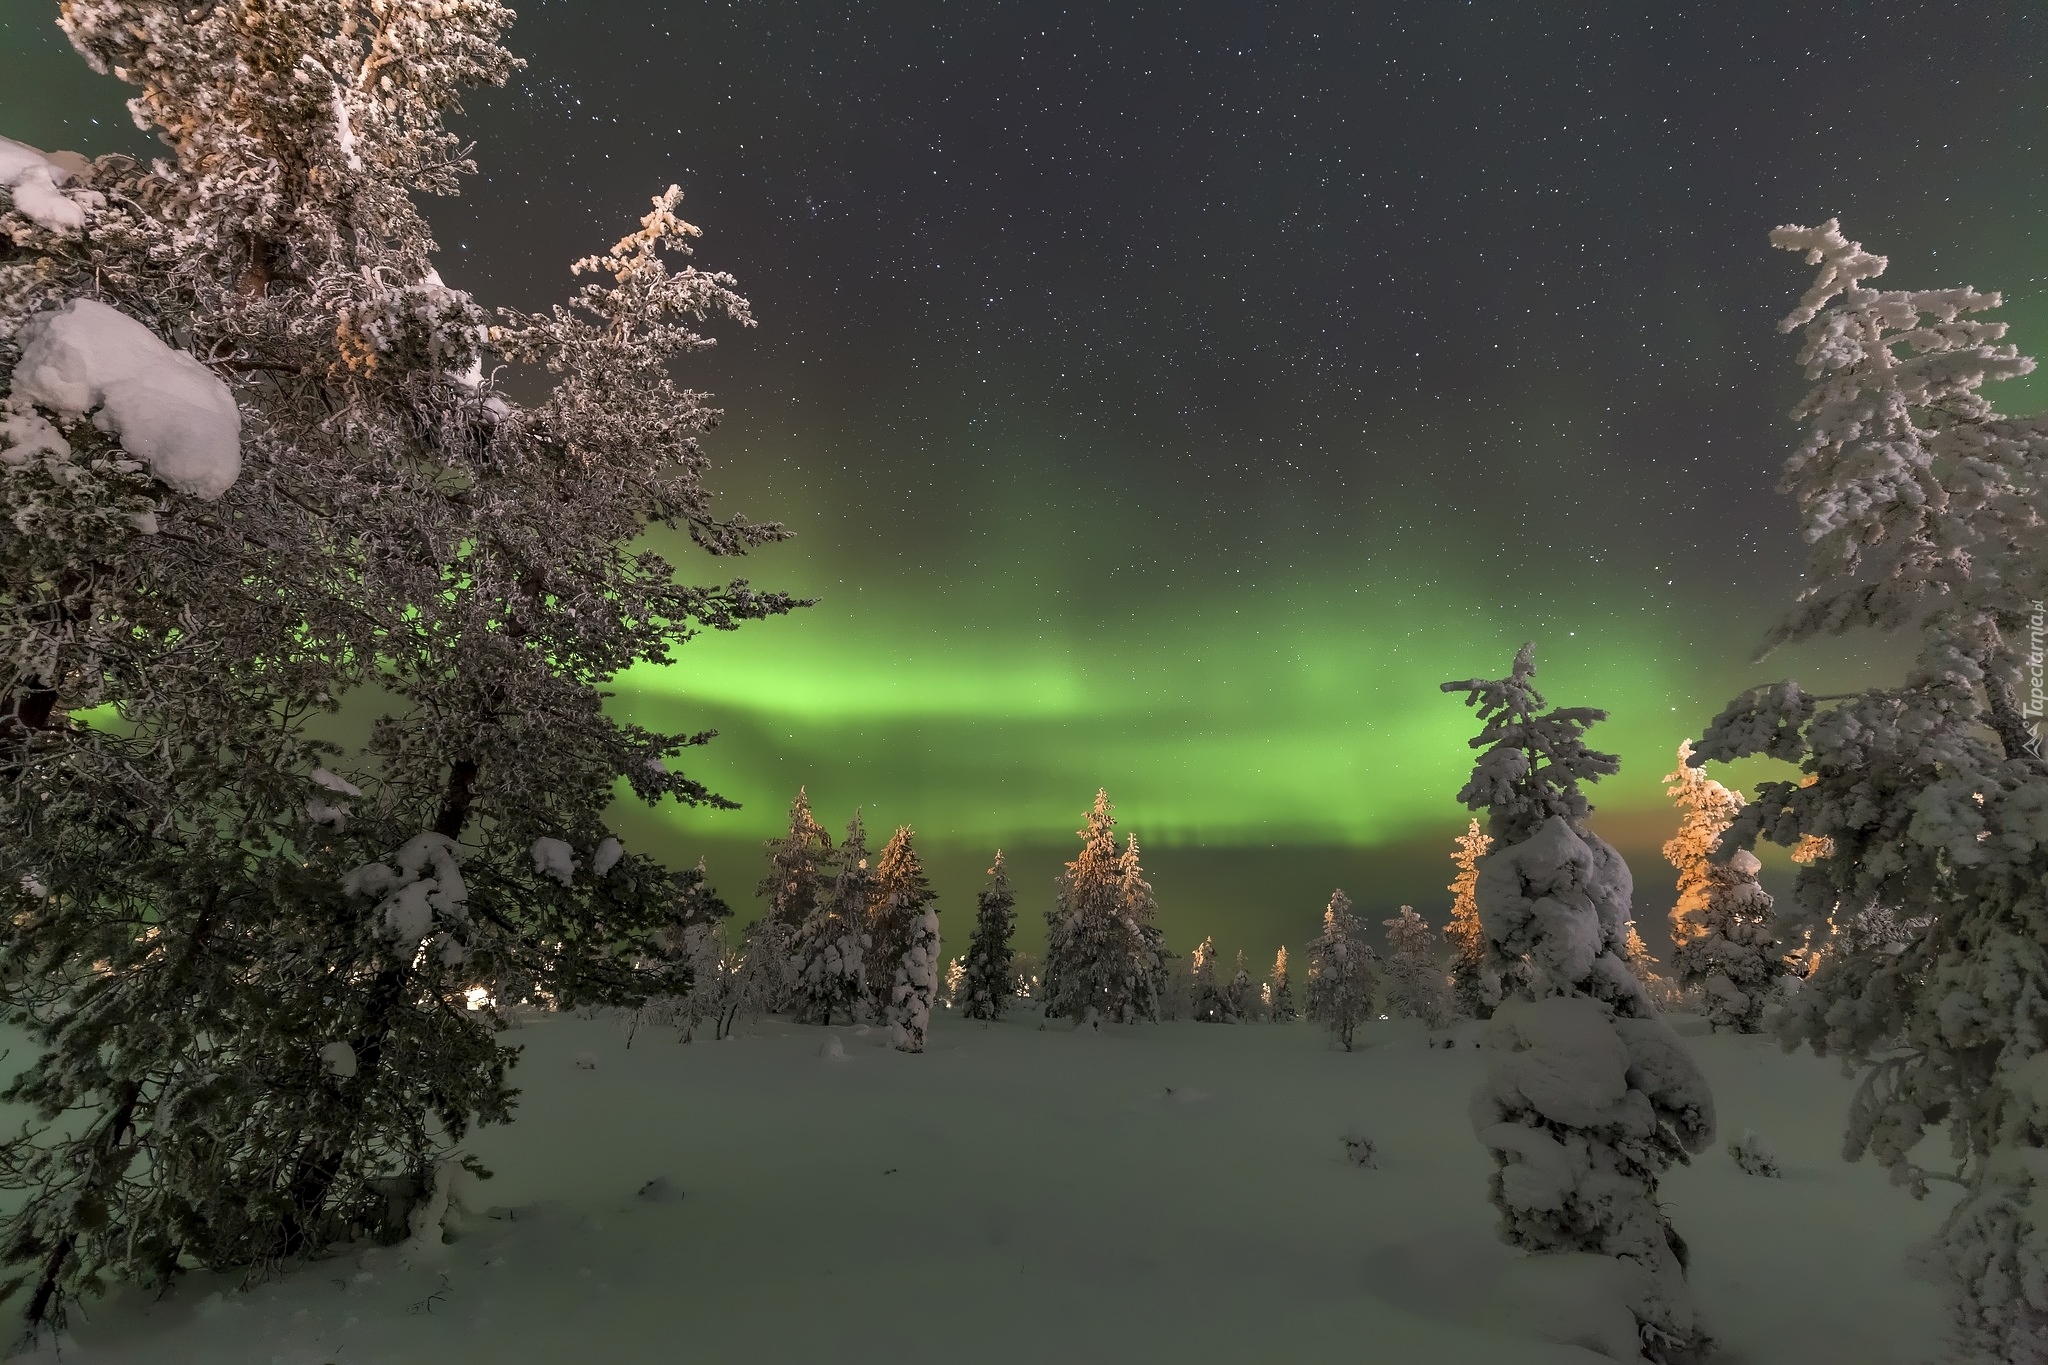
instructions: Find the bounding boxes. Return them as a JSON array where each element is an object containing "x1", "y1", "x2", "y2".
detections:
[{"x1": 5, "y1": 2, "x2": 2048, "y2": 954}]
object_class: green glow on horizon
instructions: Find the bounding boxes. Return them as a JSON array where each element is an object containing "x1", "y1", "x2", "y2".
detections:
[{"x1": 613, "y1": 562, "x2": 1769, "y2": 852}]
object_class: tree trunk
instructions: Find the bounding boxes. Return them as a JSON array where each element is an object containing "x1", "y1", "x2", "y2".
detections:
[{"x1": 279, "y1": 755, "x2": 479, "y2": 1257}]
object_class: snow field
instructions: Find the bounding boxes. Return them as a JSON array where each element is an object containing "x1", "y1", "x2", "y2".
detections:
[{"x1": 11, "y1": 1011, "x2": 1950, "y2": 1365}]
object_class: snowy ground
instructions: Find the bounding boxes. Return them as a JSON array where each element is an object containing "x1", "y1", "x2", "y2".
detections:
[{"x1": 12, "y1": 1010, "x2": 1950, "y2": 1364}]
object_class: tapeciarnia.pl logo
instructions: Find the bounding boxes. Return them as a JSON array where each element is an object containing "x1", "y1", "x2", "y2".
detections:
[{"x1": 2026, "y1": 600, "x2": 2046, "y2": 757}]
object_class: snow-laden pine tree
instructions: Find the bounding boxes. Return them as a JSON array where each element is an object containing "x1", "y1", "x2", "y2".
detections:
[
  {"x1": 1382, "y1": 906, "x2": 1453, "y2": 1029},
  {"x1": 1, "y1": 1, "x2": 800, "y2": 1324},
  {"x1": 888, "y1": 905, "x2": 940, "y2": 1053},
  {"x1": 1693, "y1": 220, "x2": 2048, "y2": 1362},
  {"x1": 958, "y1": 852, "x2": 1017, "y2": 1023},
  {"x1": 1671, "y1": 848, "x2": 1783, "y2": 1034},
  {"x1": 867, "y1": 824, "x2": 935, "y2": 1021},
  {"x1": 1306, "y1": 891, "x2": 1377, "y2": 1050},
  {"x1": 1268, "y1": 946, "x2": 1298, "y2": 1022},
  {"x1": 751, "y1": 788, "x2": 833, "y2": 1011},
  {"x1": 1043, "y1": 791, "x2": 1158, "y2": 1024},
  {"x1": 1188, "y1": 936, "x2": 1229, "y2": 1022},
  {"x1": 793, "y1": 817, "x2": 871, "y2": 1027},
  {"x1": 1444, "y1": 645, "x2": 1716, "y2": 1363},
  {"x1": 1444, "y1": 817, "x2": 1498, "y2": 1019}
]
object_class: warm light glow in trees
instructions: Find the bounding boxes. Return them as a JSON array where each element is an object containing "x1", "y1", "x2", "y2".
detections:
[{"x1": 1662, "y1": 739, "x2": 1743, "y2": 947}]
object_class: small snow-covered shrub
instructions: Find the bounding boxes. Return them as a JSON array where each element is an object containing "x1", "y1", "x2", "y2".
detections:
[
  {"x1": 1727, "y1": 1129, "x2": 1781, "y2": 1178},
  {"x1": 1342, "y1": 1130, "x2": 1378, "y2": 1168},
  {"x1": 572, "y1": 1051, "x2": 599, "y2": 1071}
]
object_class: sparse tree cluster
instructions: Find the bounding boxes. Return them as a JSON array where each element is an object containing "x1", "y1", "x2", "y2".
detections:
[{"x1": 1043, "y1": 790, "x2": 1163, "y2": 1025}]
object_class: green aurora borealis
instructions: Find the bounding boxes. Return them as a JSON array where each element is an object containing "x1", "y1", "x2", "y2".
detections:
[{"x1": 6, "y1": 1, "x2": 2046, "y2": 956}]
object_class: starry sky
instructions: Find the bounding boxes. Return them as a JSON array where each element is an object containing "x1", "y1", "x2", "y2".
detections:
[{"x1": 6, "y1": 1, "x2": 2047, "y2": 959}]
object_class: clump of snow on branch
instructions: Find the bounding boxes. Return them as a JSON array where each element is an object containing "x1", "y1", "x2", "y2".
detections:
[
  {"x1": 0, "y1": 136, "x2": 97, "y2": 234},
  {"x1": 345, "y1": 833, "x2": 469, "y2": 963},
  {"x1": 529, "y1": 837, "x2": 577, "y2": 888},
  {"x1": 11, "y1": 299, "x2": 241, "y2": 498}
]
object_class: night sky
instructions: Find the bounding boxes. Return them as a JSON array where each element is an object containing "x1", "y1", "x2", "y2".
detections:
[{"x1": 6, "y1": 2, "x2": 2047, "y2": 958}]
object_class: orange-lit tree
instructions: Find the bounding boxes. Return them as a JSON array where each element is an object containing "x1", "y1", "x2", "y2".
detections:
[{"x1": 1444, "y1": 818, "x2": 1497, "y2": 1018}]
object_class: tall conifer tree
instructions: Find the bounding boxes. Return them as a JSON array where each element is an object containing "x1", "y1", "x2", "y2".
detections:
[
  {"x1": 867, "y1": 825, "x2": 935, "y2": 1021},
  {"x1": 1695, "y1": 221, "x2": 2048, "y2": 1357},
  {"x1": 959, "y1": 852, "x2": 1017, "y2": 1023}
]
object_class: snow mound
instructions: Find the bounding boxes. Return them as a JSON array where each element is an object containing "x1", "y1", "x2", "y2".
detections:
[
  {"x1": 13, "y1": 299, "x2": 241, "y2": 498},
  {"x1": 1729, "y1": 1128, "x2": 1782, "y2": 1178},
  {"x1": 1500, "y1": 1252, "x2": 1657, "y2": 1363},
  {"x1": 318, "y1": 1041, "x2": 357, "y2": 1078},
  {"x1": 635, "y1": 1176, "x2": 682, "y2": 1204},
  {"x1": 592, "y1": 836, "x2": 624, "y2": 876},
  {"x1": 0, "y1": 136, "x2": 95, "y2": 233}
]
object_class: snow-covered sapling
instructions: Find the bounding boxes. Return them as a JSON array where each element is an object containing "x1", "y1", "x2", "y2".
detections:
[
  {"x1": 1342, "y1": 1129, "x2": 1379, "y2": 1168},
  {"x1": 1445, "y1": 645, "x2": 1716, "y2": 1363},
  {"x1": 1727, "y1": 1130, "x2": 1781, "y2": 1179},
  {"x1": 1307, "y1": 891, "x2": 1378, "y2": 1051}
]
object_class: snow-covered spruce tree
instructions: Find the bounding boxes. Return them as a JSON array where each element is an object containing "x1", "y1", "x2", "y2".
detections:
[
  {"x1": 1226, "y1": 949, "x2": 1257, "y2": 1022},
  {"x1": 888, "y1": 902, "x2": 940, "y2": 1053},
  {"x1": 1, "y1": 2, "x2": 797, "y2": 1326},
  {"x1": 1120, "y1": 834, "x2": 1170, "y2": 1021},
  {"x1": 1268, "y1": 946, "x2": 1298, "y2": 1022},
  {"x1": 1444, "y1": 817, "x2": 1499, "y2": 1019},
  {"x1": 1188, "y1": 936, "x2": 1228, "y2": 1023},
  {"x1": 1382, "y1": 906, "x2": 1453, "y2": 1029},
  {"x1": 867, "y1": 824, "x2": 934, "y2": 1021},
  {"x1": 1444, "y1": 645, "x2": 1715, "y2": 1363},
  {"x1": 1043, "y1": 790, "x2": 1158, "y2": 1024},
  {"x1": 959, "y1": 851, "x2": 1017, "y2": 1022},
  {"x1": 1693, "y1": 220, "x2": 2048, "y2": 1362},
  {"x1": 792, "y1": 817, "x2": 871, "y2": 1027},
  {"x1": 1306, "y1": 891, "x2": 1378, "y2": 1051},
  {"x1": 1671, "y1": 848, "x2": 1783, "y2": 1034},
  {"x1": 750, "y1": 787, "x2": 833, "y2": 1012}
]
